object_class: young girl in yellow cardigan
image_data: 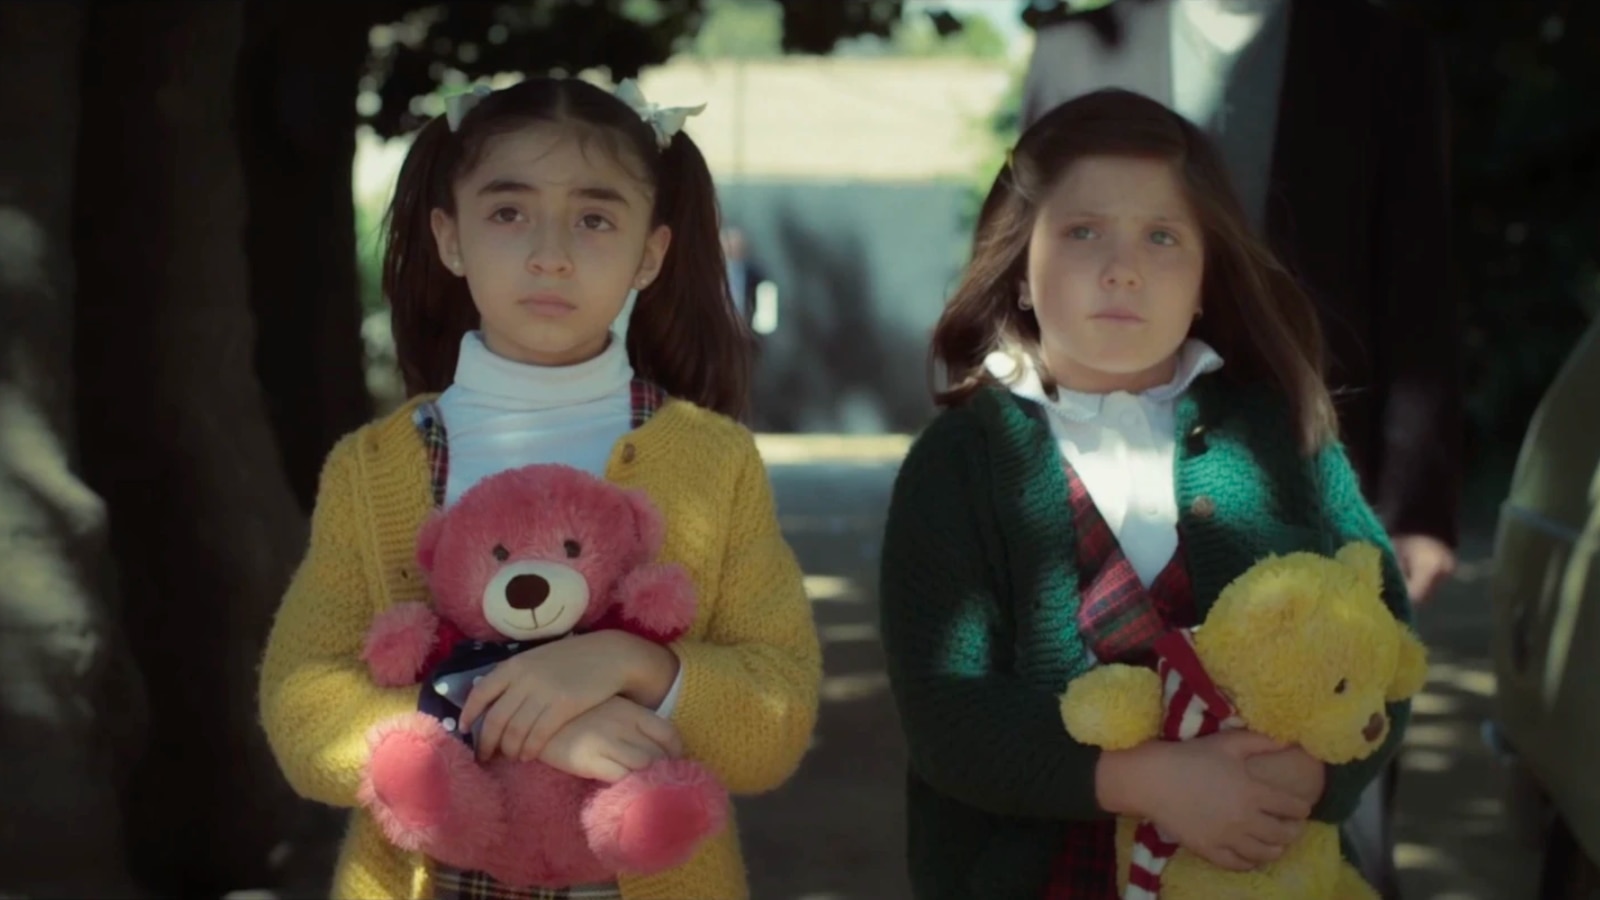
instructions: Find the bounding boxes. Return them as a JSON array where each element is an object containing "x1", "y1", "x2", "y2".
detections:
[{"x1": 258, "y1": 77, "x2": 822, "y2": 900}]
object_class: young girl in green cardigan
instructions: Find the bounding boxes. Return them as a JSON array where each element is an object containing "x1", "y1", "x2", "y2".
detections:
[{"x1": 877, "y1": 88, "x2": 1413, "y2": 899}]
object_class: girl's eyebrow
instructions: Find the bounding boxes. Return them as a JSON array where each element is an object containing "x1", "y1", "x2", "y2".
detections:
[
  {"x1": 1060, "y1": 209, "x2": 1189, "y2": 223},
  {"x1": 475, "y1": 178, "x2": 631, "y2": 207}
]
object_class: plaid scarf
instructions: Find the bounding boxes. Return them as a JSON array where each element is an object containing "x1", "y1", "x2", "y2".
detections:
[{"x1": 1045, "y1": 461, "x2": 1198, "y2": 900}]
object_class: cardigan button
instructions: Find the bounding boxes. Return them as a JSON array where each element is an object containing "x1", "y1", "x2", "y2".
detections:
[
  {"x1": 1185, "y1": 424, "x2": 1208, "y2": 455},
  {"x1": 621, "y1": 443, "x2": 637, "y2": 463},
  {"x1": 1189, "y1": 496, "x2": 1217, "y2": 519}
]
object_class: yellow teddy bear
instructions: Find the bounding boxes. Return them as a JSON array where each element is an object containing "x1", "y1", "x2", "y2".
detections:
[{"x1": 1060, "y1": 541, "x2": 1429, "y2": 900}]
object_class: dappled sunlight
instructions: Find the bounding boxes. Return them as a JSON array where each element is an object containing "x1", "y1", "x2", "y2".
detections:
[
  {"x1": 821, "y1": 671, "x2": 890, "y2": 703},
  {"x1": 805, "y1": 574, "x2": 865, "y2": 603},
  {"x1": 756, "y1": 433, "x2": 912, "y2": 466},
  {"x1": 1423, "y1": 659, "x2": 1498, "y2": 697},
  {"x1": 1410, "y1": 689, "x2": 1465, "y2": 718}
]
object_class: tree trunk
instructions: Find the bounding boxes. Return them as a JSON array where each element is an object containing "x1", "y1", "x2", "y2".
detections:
[
  {"x1": 72, "y1": 1, "x2": 313, "y2": 892},
  {"x1": 0, "y1": 2, "x2": 147, "y2": 895},
  {"x1": 237, "y1": 0, "x2": 377, "y2": 512}
]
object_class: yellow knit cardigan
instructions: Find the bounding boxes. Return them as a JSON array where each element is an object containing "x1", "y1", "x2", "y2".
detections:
[{"x1": 258, "y1": 395, "x2": 822, "y2": 899}]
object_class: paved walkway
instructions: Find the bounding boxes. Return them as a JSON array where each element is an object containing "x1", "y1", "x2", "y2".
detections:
[{"x1": 739, "y1": 440, "x2": 1538, "y2": 899}]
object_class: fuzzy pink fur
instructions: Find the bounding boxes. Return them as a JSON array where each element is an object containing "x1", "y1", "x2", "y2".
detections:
[
  {"x1": 361, "y1": 602, "x2": 441, "y2": 687},
  {"x1": 360, "y1": 714, "x2": 728, "y2": 887},
  {"x1": 358, "y1": 465, "x2": 728, "y2": 887},
  {"x1": 609, "y1": 564, "x2": 698, "y2": 643},
  {"x1": 410, "y1": 465, "x2": 673, "y2": 642}
]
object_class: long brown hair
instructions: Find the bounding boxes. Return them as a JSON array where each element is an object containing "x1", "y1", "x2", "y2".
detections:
[
  {"x1": 383, "y1": 77, "x2": 752, "y2": 418},
  {"x1": 932, "y1": 88, "x2": 1336, "y2": 452}
]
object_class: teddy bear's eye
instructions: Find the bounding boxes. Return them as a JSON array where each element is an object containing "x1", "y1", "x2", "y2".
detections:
[
  {"x1": 564, "y1": 539, "x2": 582, "y2": 559},
  {"x1": 492, "y1": 544, "x2": 510, "y2": 562},
  {"x1": 1334, "y1": 678, "x2": 1348, "y2": 694}
]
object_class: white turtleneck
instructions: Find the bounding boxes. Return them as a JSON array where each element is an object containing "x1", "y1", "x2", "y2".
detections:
[
  {"x1": 434, "y1": 330, "x2": 683, "y2": 717},
  {"x1": 1009, "y1": 339, "x2": 1225, "y2": 586},
  {"x1": 437, "y1": 331, "x2": 636, "y2": 506}
]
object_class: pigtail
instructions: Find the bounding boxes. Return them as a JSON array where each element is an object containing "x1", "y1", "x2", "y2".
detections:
[
  {"x1": 627, "y1": 132, "x2": 754, "y2": 420},
  {"x1": 383, "y1": 115, "x2": 479, "y2": 397}
]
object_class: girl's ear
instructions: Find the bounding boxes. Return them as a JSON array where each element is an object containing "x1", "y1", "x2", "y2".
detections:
[
  {"x1": 634, "y1": 224, "x2": 672, "y2": 292},
  {"x1": 430, "y1": 208, "x2": 463, "y2": 276}
]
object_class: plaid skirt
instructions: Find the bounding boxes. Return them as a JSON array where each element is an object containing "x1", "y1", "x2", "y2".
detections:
[{"x1": 431, "y1": 866, "x2": 622, "y2": 900}]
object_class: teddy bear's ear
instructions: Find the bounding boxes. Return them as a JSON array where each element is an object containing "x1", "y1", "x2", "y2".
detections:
[
  {"x1": 623, "y1": 488, "x2": 667, "y2": 557},
  {"x1": 1387, "y1": 625, "x2": 1430, "y2": 702},
  {"x1": 415, "y1": 510, "x2": 447, "y2": 574},
  {"x1": 1335, "y1": 541, "x2": 1384, "y2": 596}
]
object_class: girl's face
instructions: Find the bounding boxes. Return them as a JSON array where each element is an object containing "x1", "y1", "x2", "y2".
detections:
[
  {"x1": 1025, "y1": 155, "x2": 1204, "y2": 393},
  {"x1": 431, "y1": 123, "x2": 671, "y2": 367}
]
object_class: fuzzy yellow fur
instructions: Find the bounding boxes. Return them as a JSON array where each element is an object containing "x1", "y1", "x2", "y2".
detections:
[{"x1": 1060, "y1": 541, "x2": 1428, "y2": 900}]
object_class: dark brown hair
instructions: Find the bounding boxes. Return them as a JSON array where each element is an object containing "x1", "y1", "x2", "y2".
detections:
[
  {"x1": 383, "y1": 77, "x2": 752, "y2": 418},
  {"x1": 932, "y1": 88, "x2": 1336, "y2": 451}
]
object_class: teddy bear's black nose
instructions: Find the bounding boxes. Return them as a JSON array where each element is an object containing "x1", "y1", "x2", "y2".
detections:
[
  {"x1": 1362, "y1": 712, "x2": 1384, "y2": 742},
  {"x1": 506, "y1": 574, "x2": 551, "y2": 611}
]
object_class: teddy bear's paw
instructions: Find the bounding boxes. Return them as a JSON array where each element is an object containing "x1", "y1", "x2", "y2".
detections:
[
  {"x1": 1061, "y1": 664, "x2": 1164, "y2": 749},
  {"x1": 360, "y1": 712, "x2": 504, "y2": 858},
  {"x1": 360, "y1": 713, "x2": 457, "y2": 849},
  {"x1": 612, "y1": 564, "x2": 698, "y2": 643},
  {"x1": 582, "y1": 759, "x2": 728, "y2": 874},
  {"x1": 362, "y1": 602, "x2": 439, "y2": 687}
]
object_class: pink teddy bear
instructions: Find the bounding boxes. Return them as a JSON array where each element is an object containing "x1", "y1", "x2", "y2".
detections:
[{"x1": 355, "y1": 464, "x2": 728, "y2": 888}]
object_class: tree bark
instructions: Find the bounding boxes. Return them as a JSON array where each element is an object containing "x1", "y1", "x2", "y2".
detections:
[
  {"x1": 0, "y1": 1, "x2": 147, "y2": 895},
  {"x1": 73, "y1": 1, "x2": 312, "y2": 892},
  {"x1": 236, "y1": 0, "x2": 376, "y2": 513}
]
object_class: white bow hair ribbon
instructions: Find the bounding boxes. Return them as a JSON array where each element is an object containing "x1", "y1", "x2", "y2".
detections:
[
  {"x1": 444, "y1": 83, "x2": 493, "y2": 132},
  {"x1": 613, "y1": 78, "x2": 706, "y2": 149}
]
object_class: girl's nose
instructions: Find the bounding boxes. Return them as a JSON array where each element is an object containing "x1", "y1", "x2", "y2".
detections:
[
  {"x1": 1101, "y1": 264, "x2": 1142, "y2": 290},
  {"x1": 526, "y1": 230, "x2": 574, "y2": 276}
]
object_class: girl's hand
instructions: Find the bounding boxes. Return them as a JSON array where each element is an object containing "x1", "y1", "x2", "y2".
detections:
[
  {"x1": 460, "y1": 630, "x2": 681, "y2": 762},
  {"x1": 1245, "y1": 745, "x2": 1327, "y2": 807},
  {"x1": 539, "y1": 695, "x2": 684, "y2": 782},
  {"x1": 1099, "y1": 730, "x2": 1313, "y2": 871}
]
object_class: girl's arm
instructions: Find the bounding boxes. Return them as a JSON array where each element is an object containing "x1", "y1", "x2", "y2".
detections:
[
  {"x1": 663, "y1": 431, "x2": 822, "y2": 794},
  {"x1": 258, "y1": 437, "x2": 419, "y2": 808},
  {"x1": 878, "y1": 414, "x2": 1106, "y2": 821},
  {"x1": 1309, "y1": 441, "x2": 1416, "y2": 823}
]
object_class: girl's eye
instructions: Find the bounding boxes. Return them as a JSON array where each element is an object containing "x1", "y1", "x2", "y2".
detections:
[
  {"x1": 1150, "y1": 229, "x2": 1178, "y2": 246},
  {"x1": 1067, "y1": 225, "x2": 1096, "y2": 240},
  {"x1": 577, "y1": 213, "x2": 613, "y2": 231},
  {"x1": 490, "y1": 207, "x2": 523, "y2": 224}
]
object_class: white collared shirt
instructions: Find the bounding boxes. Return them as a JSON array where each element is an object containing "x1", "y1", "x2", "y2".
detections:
[{"x1": 1008, "y1": 340, "x2": 1225, "y2": 586}]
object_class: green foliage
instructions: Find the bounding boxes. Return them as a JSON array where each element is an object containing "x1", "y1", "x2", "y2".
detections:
[
  {"x1": 685, "y1": 0, "x2": 783, "y2": 58},
  {"x1": 1381, "y1": 0, "x2": 1599, "y2": 460},
  {"x1": 885, "y1": 12, "x2": 1007, "y2": 59},
  {"x1": 361, "y1": 0, "x2": 714, "y2": 139},
  {"x1": 356, "y1": 197, "x2": 387, "y2": 316},
  {"x1": 960, "y1": 60, "x2": 1026, "y2": 235}
]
